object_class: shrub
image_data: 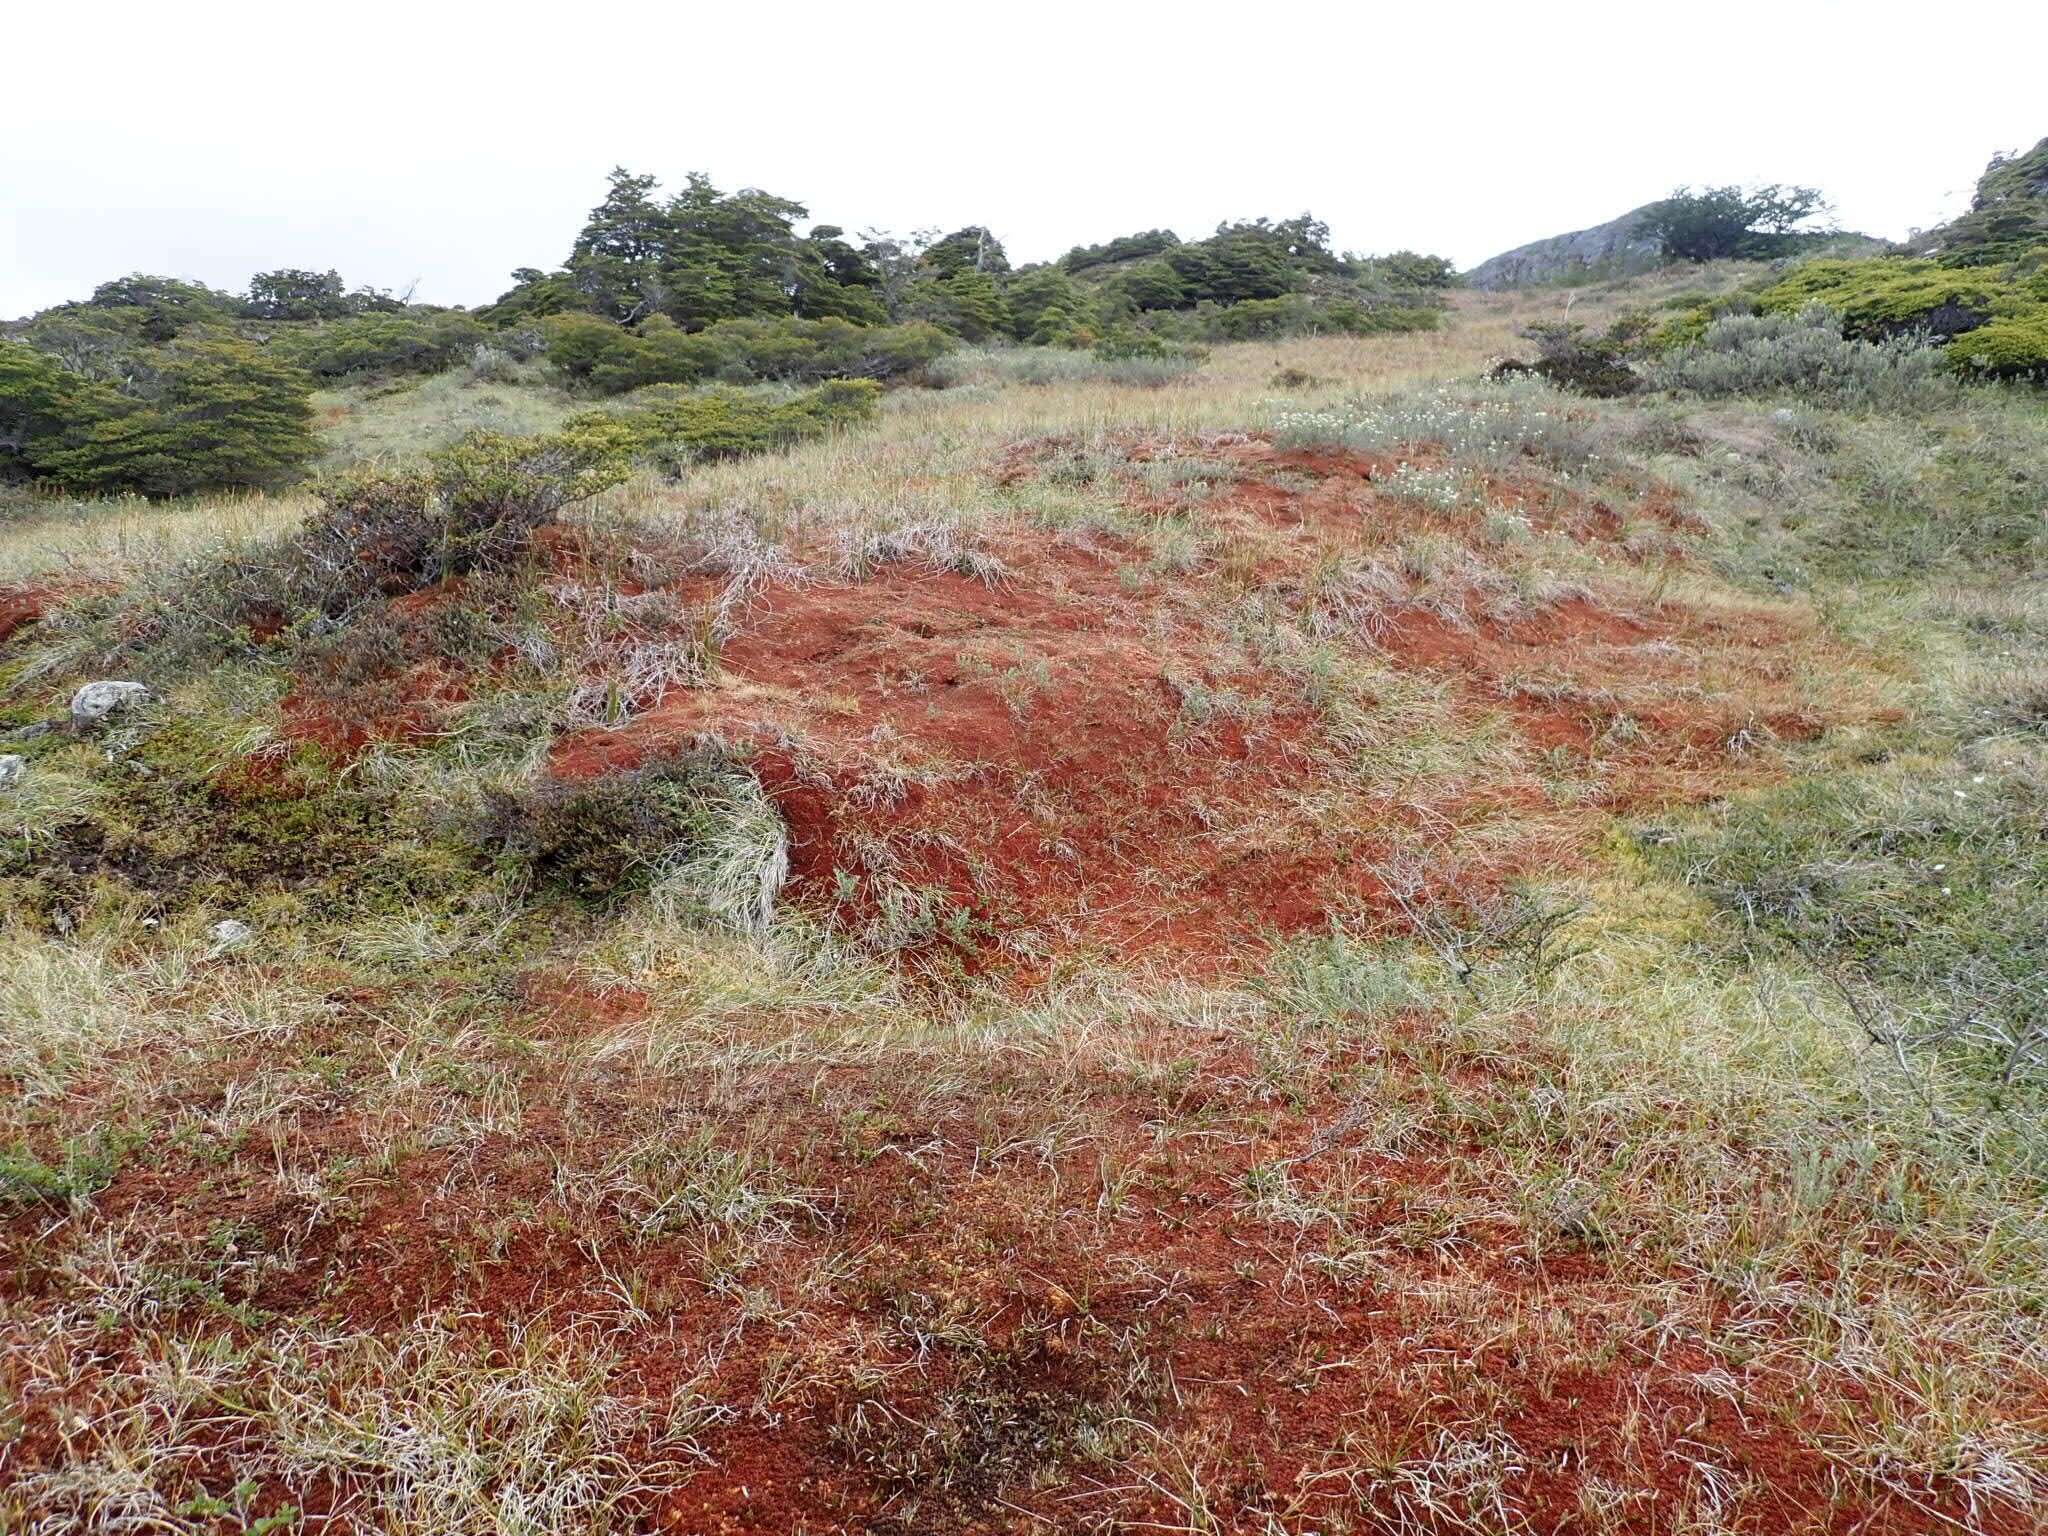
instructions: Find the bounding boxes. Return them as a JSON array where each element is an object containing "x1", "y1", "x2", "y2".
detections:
[
  {"x1": 545, "y1": 313, "x2": 949, "y2": 395},
  {"x1": 574, "y1": 378, "x2": 880, "y2": 474},
  {"x1": 1758, "y1": 259, "x2": 2003, "y2": 339},
  {"x1": 275, "y1": 311, "x2": 488, "y2": 380},
  {"x1": 293, "y1": 429, "x2": 630, "y2": 609},
  {"x1": 24, "y1": 338, "x2": 317, "y2": 497},
  {"x1": 0, "y1": 342, "x2": 112, "y2": 480},
  {"x1": 1004, "y1": 268, "x2": 1100, "y2": 346},
  {"x1": 1650, "y1": 308, "x2": 1960, "y2": 405},
  {"x1": 1493, "y1": 316, "x2": 1649, "y2": 398},
  {"x1": 1945, "y1": 312, "x2": 2048, "y2": 379},
  {"x1": 481, "y1": 749, "x2": 756, "y2": 901},
  {"x1": 1192, "y1": 295, "x2": 1436, "y2": 342}
]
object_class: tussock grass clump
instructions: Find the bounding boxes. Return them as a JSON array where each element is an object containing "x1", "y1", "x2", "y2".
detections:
[
  {"x1": 481, "y1": 746, "x2": 781, "y2": 909},
  {"x1": 926, "y1": 345, "x2": 1202, "y2": 390}
]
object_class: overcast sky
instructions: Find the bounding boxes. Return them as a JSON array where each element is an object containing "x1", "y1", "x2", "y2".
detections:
[{"x1": 5, "y1": 1, "x2": 2044, "y2": 319}]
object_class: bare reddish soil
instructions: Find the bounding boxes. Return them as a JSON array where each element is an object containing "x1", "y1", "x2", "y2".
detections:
[{"x1": 535, "y1": 437, "x2": 1871, "y2": 975}]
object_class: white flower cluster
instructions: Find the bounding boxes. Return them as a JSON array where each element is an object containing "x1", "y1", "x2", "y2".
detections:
[
  {"x1": 1270, "y1": 386, "x2": 1561, "y2": 460},
  {"x1": 1381, "y1": 462, "x2": 1477, "y2": 511}
]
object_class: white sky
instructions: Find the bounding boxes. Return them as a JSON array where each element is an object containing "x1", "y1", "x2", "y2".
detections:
[{"x1": 4, "y1": 1, "x2": 2044, "y2": 319}]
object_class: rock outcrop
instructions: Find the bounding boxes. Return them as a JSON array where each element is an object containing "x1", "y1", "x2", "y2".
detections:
[{"x1": 1464, "y1": 206, "x2": 1665, "y2": 291}]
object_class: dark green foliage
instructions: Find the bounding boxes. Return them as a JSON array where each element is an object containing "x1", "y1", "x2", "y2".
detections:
[
  {"x1": 1372, "y1": 251, "x2": 1459, "y2": 289},
  {"x1": 544, "y1": 313, "x2": 949, "y2": 394},
  {"x1": 481, "y1": 749, "x2": 738, "y2": 900},
  {"x1": 1189, "y1": 294, "x2": 1438, "y2": 342},
  {"x1": 0, "y1": 342, "x2": 113, "y2": 480},
  {"x1": 574, "y1": 378, "x2": 880, "y2": 473},
  {"x1": 1636, "y1": 184, "x2": 1833, "y2": 262},
  {"x1": 921, "y1": 227, "x2": 1010, "y2": 279},
  {"x1": 23, "y1": 338, "x2": 317, "y2": 497},
  {"x1": 1165, "y1": 230, "x2": 1296, "y2": 303},
  {"x1": 1497, "y1": 316, "x2": 1651, "y2": 397},
  {"x1": 536, "y1": 167, "x2": 890, "y2": 332},
  {"x1": 1060, "y1": 229, "x2": 1180, "y2": 273},
  {"x1": 244, "y1": 267, "x2": 396, "y2": 320},
  {"x1": 274, "y1": 310, "x2": 488, "y2": 380},
  {"x1": 79, "y1": 274, "x2": 243, "y2": 344},
  {"x1": 1110, "y1": 259, "x2": 1189, "y2": 312},
  {"x1": 477, "y1": 267, "x2": 595, "y2": 326},
  {"x1": 1003, "y1": 268, "x2": 1098, "y2": 345},
  {"x1": 926, "y1": 271, "x2": 1012, "y2": 343}
]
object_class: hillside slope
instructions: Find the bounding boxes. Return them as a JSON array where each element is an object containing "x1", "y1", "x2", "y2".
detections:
[
  {"x1": 1912, "y1": 134, "x2": 2048, "y2": 261},
  {"x1": 1, "y1": 288, "x2": 2045, "y2": 1534}
]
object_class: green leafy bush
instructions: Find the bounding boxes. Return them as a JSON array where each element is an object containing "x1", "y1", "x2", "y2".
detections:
[
  {"x1": 545, "y1": 313, "x2": 949, "y2": 394},
  {"x1": 1756, "y1": 257, "x2": 2048, "y2": 379},
  {"x1": 573, "y1": 379, "x2": 880, "y2": 473},
  {"x1": 1945, "y1": 311, "x2": 2048, "y2": 379},
  {"x1": 275, "y1": 311, "x2": 488, "y2": 379},
  {"x1": 1758, "y1": 260, "x2": 2003, "y2": 339},
  {"x1": 1192, "y1": 295, "x2": 1438, "y2": 341},
  {"x1": 10, "y1": 337, "x2": 317, "y2": 497}
]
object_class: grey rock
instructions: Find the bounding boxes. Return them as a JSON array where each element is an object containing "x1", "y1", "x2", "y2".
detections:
[
  {"x1": 0, "y1": 754, "x2": 23, "y2": 789},
  {"x1": 207, "y1": 918, "x2": 254, "y2": 954},
  {"x1": 70, "y1": 680, "x2": 151, "y2": 727},
  {"x1": 1464, "y1": 206, "x2": 1666, "y2": 291},
  {"x1": 4, "y1": 722, "x2": 52, "y2": 745}
]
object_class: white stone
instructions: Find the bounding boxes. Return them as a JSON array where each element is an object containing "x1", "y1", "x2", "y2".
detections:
[
  {"x1": 207, "y1": 918, "x2": 254, "y2": 954},
  {"x1": 70, "y1": 680, "x2": 151, "y2": 726},
  {"x1": 0, "y1": 754, "x2": 23, "y2": 788}
]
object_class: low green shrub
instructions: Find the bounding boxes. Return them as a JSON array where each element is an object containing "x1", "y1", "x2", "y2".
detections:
[
  {"x1": 1189, "y1": 295, "x2": 1438, "y2": 342},
  {"x1": 546, "y1": 313, "x2": 949, "y2": 395},
  {"x1": 573, "y1": 378, "x2": 880, "y2": 474},
  {"x1": 8, "y1": 337, "x2": 317, "y2": 497},
  {"x1": 274, "y1": 310, "x2": 488, "y2": 380},
  {"x1": 1946, "y1": 311, "x2": 2048, "y2": 380},
  {"x1": 1758, "y1": 259, "x2": 2004, "y2": 339},
  {"x1": 481, "y1": 749, "x2": 753, "y2": 902}
]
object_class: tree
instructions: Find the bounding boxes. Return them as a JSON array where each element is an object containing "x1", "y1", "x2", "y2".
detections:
[
  {"x1": 1377, "y1": 251, "x2": 1458, "y2": 289},
  {"x1": 1636, "y1": 185, "x2": 1832, "y2": 263},
  {"x1": 1112, "y1": 259, "x2": 1189, "y2": 311},
  {"x1": 245, "y1": 268, "x2": 355, "y2": 320},
  {"x1": 0, "y1": 342, "x2": 114, "y2": 479},
  {"x1": 922, "y1": 227, "x2": 1009, "y2": 279},
  {"x1": 1004, "y1": 267, "x2": 1098, "y2": 345},
  {"x1": 928, "y1": 269, "x2": 1011, "y2": 342}
]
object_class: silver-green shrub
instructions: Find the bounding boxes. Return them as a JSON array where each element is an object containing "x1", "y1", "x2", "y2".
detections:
[{"x1": 1650, "y1": 307, "x2": 1957, "y2": 409}]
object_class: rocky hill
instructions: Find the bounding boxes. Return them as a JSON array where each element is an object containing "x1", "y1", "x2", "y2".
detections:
[
  {"x1": 1911, "y1": 136, "x2": 2048, "y2": 263},
  {"x1": 1463, "y1": 205, "x2": 1665, "y2": 290}
]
